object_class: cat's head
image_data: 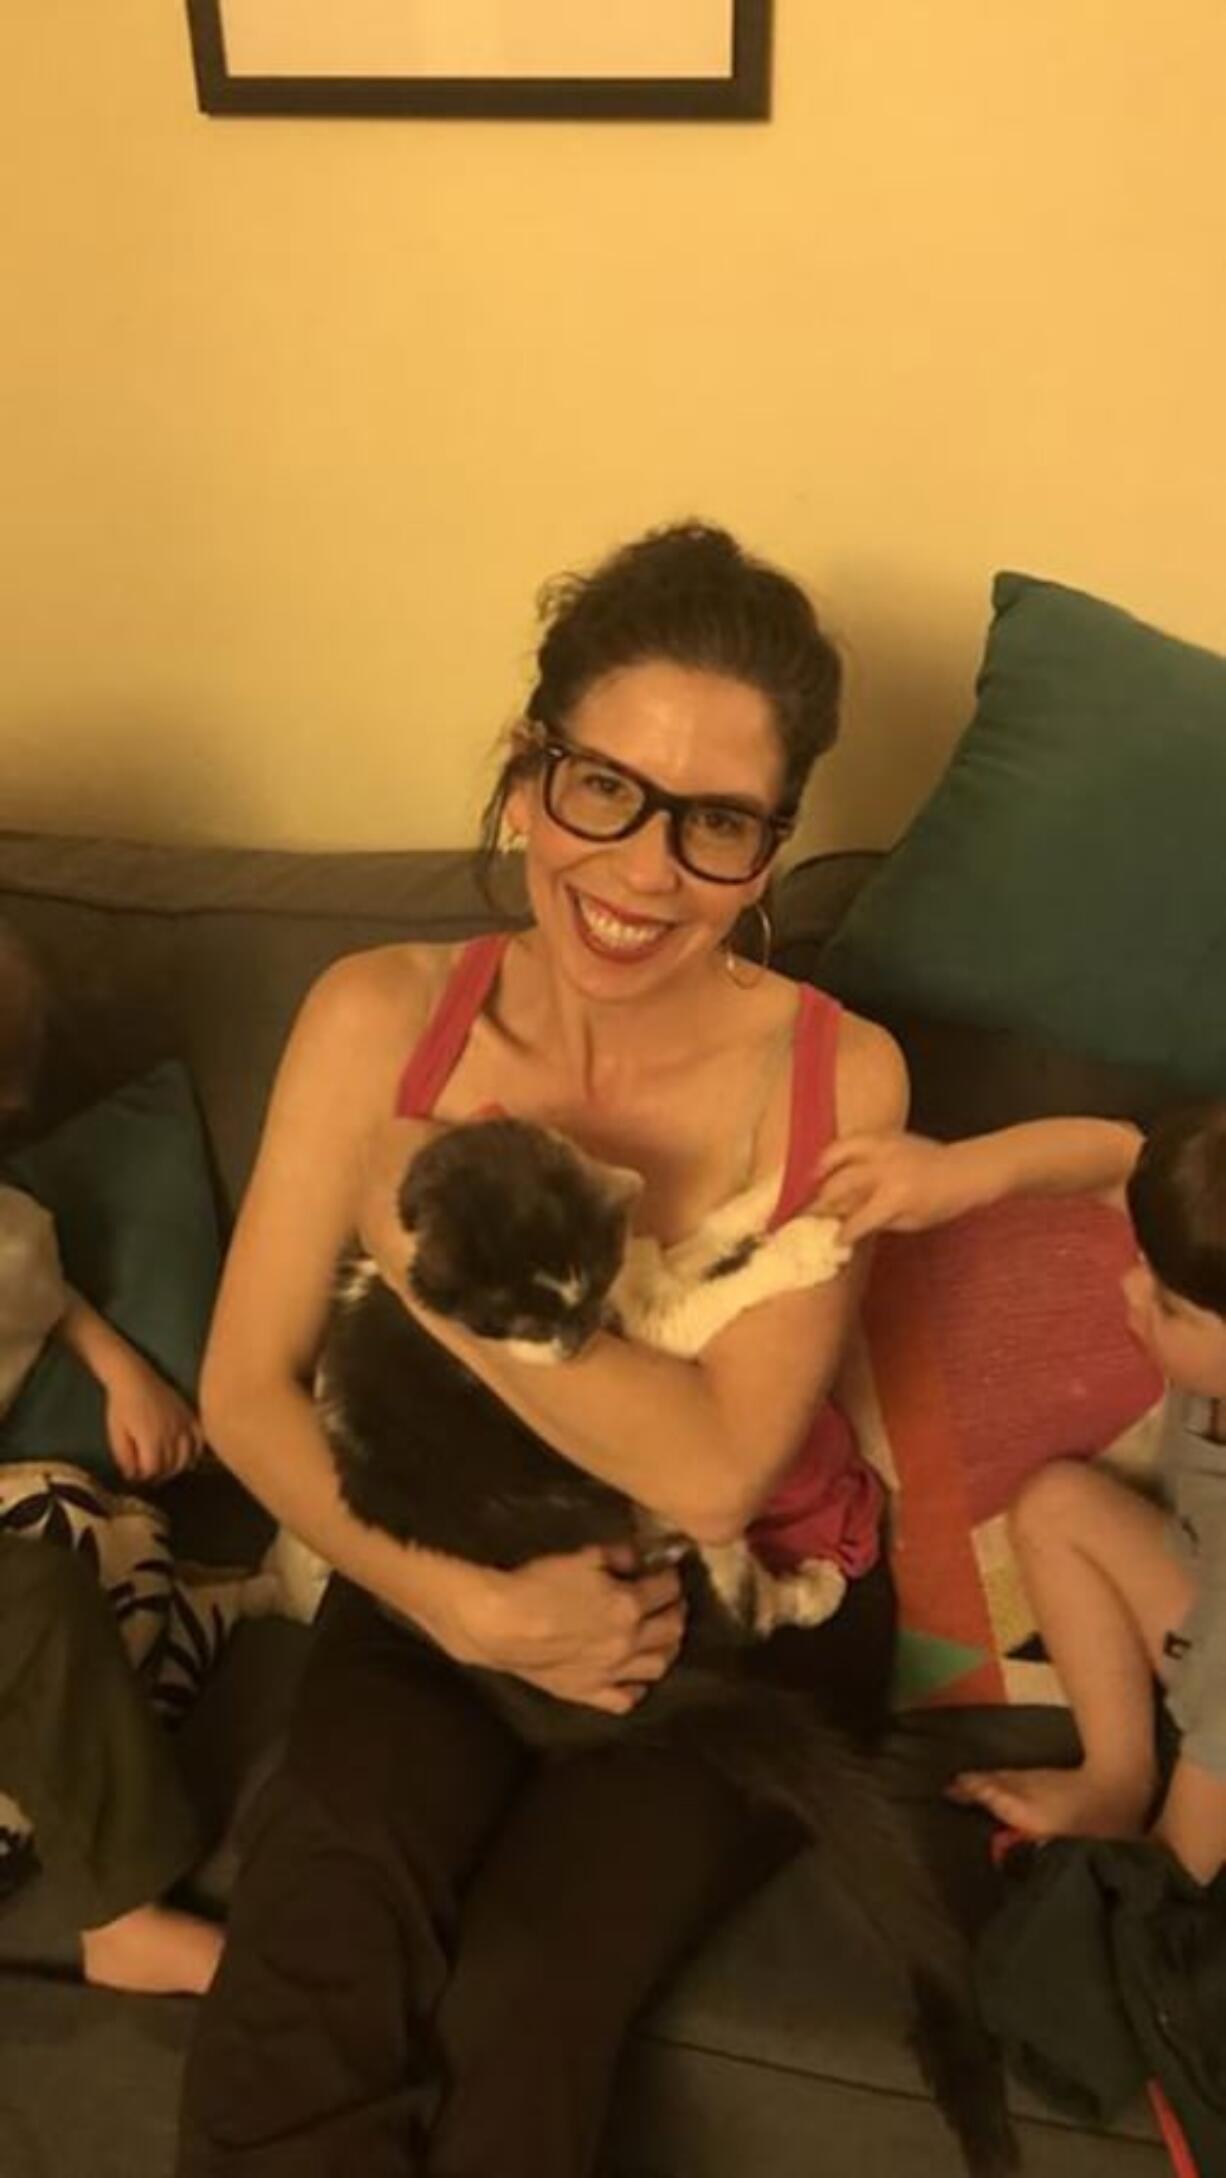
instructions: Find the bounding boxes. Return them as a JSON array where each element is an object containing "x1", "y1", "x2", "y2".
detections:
[{"x1": 399, "y1": 1117, "x2": 641, "y2": 1360}]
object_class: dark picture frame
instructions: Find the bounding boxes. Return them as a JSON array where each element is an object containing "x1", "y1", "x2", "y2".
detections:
[{"x1": 185, "y1": 1, "x2": 772, "y2": 122}]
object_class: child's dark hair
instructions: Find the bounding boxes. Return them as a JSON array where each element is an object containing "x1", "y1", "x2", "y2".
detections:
[
  {"x1": 0, "y1": 921, "x2": 49, "y2": 1135},
  {"x1": 479, "y1": 522, "x2": 841, "y2": 870},
  {"x1": 1127, "y1": 1101, "x2": 1226, "y2": 1317}
]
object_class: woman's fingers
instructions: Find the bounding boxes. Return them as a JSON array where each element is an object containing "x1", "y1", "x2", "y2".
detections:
[
  {"x1": 632, "y1": 1601, "x2": 687, "y2": 1658},
  {"x1": 625, "y1": 1565, "x2": 684, "y2": 1618},
  {"x1": 589, "y1": 1684, "x2": 645, "y2": 1715}
]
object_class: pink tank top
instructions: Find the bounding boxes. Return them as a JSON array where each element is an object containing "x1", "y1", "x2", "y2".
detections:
[{"x1": 395, "y1": 933, "x2": 883, "y2": 1579}]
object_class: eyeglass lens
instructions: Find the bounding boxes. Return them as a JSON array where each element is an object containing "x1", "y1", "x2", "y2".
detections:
[{"x1": 547, "y1": 750, "x2": 771, "y2": 881}]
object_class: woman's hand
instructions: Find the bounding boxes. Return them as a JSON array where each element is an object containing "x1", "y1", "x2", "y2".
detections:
[
  {"x1": 815, "y1": 1131, "x2": 989, "y2": 1244},
  {"x1": 406, "y1": 1543, "x2": 687, "y2": 1715}
]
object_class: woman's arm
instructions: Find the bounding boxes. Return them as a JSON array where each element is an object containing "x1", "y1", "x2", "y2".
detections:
[
  {"x1": 815, "y1": 1117, "x2": 1143, "y2": 1245},
  {"x1": 378, "y1": 1014, "x2": 908, "y2": 1546},
  {"x1": 203, "y1": 949, "x2": 684, "y2": 1712}
]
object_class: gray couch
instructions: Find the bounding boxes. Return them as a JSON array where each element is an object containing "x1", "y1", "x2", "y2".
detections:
[{"x1": 0, "y1": 829, "x2": 1166, "y2": 2178}]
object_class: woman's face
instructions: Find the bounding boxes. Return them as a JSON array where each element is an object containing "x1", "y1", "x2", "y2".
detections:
[
  {"x1": 508, "y1": 659, "x2": 787, "y2": 1004},
  {"x1": 1121, "y1": 1257, "x2": 1226, "y2": 1397}
]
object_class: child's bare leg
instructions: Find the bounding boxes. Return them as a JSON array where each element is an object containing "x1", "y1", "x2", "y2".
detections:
[
  {"x1": 1153, "y1": 1757, "x2": 1226, "y2": 1885},
  {"x1": 953, "y1": 1460, "x2": 1194, "y2": 1838},
  {"x1": 81, "y1": 1902, "x2": 223, "y2": 1995}
]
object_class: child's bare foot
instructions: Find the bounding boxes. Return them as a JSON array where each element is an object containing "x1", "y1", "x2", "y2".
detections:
[
  {"x1": 81, "y1": 1903, "x2": 223, "y2": 1995},
  {"x1": 947, "y1": 1765, "x2": 1152, "y2": 1841}
]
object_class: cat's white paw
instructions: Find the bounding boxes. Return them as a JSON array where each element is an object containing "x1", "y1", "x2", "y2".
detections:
[
  {"x1": 770, "y1": 1558, "x2": 847, "y2": 1628},
  {"x1": 504, "y1": 1337, "x2": 565, "y2": 1365},
  {"x1": 761, "y1": 1214, "x2": 849, "y2": 1288},
  {"x1": 610, "y1": 1237, "x2": 669, "y2": 1324}
]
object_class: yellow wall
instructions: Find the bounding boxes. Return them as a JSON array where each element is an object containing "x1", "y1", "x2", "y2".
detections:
[{"x1": 3, "y1": 2, "x2": 1224, "y2": 854}]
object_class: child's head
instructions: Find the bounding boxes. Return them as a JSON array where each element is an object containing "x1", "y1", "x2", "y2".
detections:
[
  {"x1": 0, "y1": 921, "x2": 49, "y2": 1140},
  {"x1": 1124, "y1": 1101, "x2": 1226, "y2": 1397}
]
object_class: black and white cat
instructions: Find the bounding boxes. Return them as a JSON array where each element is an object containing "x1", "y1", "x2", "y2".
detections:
[
  {"x1": 286, "y1": 1116, "x2": 1015, "y2": 2178},
  {"x1": 303, "y1": 1117, "x2": 852, "y2": 1637}
]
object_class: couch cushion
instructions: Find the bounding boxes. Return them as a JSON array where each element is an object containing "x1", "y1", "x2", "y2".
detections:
[
  {"x1": 819, "y1": 573, "x2": 1226, "y2": 1093},
  {"x1": 0, "y1": 1063, "x2": 222, "y2": 1478},
  {"x1": 842, "y1": 1196, "x2": 1163, "y2": 1709},
  {"x1": 772, "y1": 850, "x2": 884, "y2": 964},
  {"x1": 0, "y1": 832, "x2": 526, "y2": 1215}
]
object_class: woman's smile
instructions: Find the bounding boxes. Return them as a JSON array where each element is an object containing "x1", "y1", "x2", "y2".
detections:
[{"x1": 568, "y1": 885, "x2": 677, "y2": 964}]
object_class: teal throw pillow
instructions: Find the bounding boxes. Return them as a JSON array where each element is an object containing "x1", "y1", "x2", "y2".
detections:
[
  {"x1": 0, "y1": 1061, "x2": 222, "y2": 1478},
  {"x1": 821, "y1": 573, "x2": 1226, "y2": 1093}
]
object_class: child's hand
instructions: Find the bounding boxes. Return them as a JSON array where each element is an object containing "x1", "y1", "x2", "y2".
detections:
[
  {"x1": 815, "y1": 1132, "x2": 990, "y2": 1244},
  {"x1": 104, "y1": 1354, "x2": 202, "y2": 1485}
]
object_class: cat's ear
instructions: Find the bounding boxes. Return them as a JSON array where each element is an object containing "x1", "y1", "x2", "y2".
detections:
[
  {"x1": 600, "y1": 1163, "x2": 646, "y2": 1214},
  {"x1": 536, "y1": 1126, "x2": 644, "y2": 1214},
  {"x1": 396, "y1": 1124, "x2": 450, "y2": 1232}
]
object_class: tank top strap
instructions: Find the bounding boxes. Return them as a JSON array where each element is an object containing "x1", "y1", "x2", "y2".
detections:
[
  {"x1": 394, "y1": 931, "x2": 511, "y2": 1119},
  {"x1": 769, "y1": 984, "x2": 843, "y2": 1228}
]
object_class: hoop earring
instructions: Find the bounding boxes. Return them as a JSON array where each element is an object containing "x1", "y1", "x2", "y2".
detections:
[{"x1": 724, "y1": 901, "x2": 773, "y2": 987}]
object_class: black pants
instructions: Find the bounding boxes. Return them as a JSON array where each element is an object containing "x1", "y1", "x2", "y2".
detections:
[
  {"x1": 177, "y1": 1560, "x2": 899, "y2": 2178},
  {"x1": 0, "y1": 1534, "x2": 201, "y2": 1928}
]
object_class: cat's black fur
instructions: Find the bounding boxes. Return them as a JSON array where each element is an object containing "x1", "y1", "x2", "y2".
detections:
[{"x1": 318, "y1": 1118, "x2": 1017, "y2": 2178}]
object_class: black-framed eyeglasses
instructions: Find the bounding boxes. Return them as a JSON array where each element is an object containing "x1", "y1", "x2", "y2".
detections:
[{"x1": 535, "y1": 736, "x2": 794, "y2": 885}]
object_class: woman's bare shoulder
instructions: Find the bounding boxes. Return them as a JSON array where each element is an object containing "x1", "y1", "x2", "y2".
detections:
[
  {"x1": 293, "y1": 940, "x2": 457, "y2": 1057},
  {"x1": 755, "y1": 970, "x2": 908, "y2": 1135},
  {"x1": 833, "y1": 1004, "x2": 909, "y2": 1135}
]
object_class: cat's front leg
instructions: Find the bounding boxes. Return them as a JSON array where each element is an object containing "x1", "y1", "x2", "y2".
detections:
[
  {"x1": 749, "y1": 1214, "x2": 850, "y2": 1293},
  {"x1": 608, "y1": 1235, "x2": 673, "y2": 1334},
  {"x1": 629, "y1": 1215, "x2": 850, "y2": 1360}
]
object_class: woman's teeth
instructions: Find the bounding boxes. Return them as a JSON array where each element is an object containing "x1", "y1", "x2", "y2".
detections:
[{"x1": 573, "y1": 892, "x2": 671, "y2": 958}]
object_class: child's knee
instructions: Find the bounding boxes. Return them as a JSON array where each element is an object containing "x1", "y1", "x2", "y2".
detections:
[{"x1": 1008, "y1": 1457, "x2": 1097, "y2": 1545}]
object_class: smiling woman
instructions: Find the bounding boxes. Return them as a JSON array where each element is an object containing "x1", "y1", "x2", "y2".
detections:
[{"x1": 177, "y1": 520, "x2": 907, "y2": 2178}]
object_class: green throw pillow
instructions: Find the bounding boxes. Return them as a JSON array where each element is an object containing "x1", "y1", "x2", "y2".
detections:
[
  {"x1": 822, "y1": 572, "x2": 1226, "y2": 1093},
  {"x1": 0, "y1": 1061, "x2": 222, "y2": 1478}
]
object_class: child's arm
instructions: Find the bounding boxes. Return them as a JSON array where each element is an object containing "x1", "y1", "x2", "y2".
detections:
[
  {"x1": 814, "y1": 1118, "x2": 1142, "y2": 1245},
  {"x1": 56, "y1": 1292, "x2": 202, "y2": 1485}
]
